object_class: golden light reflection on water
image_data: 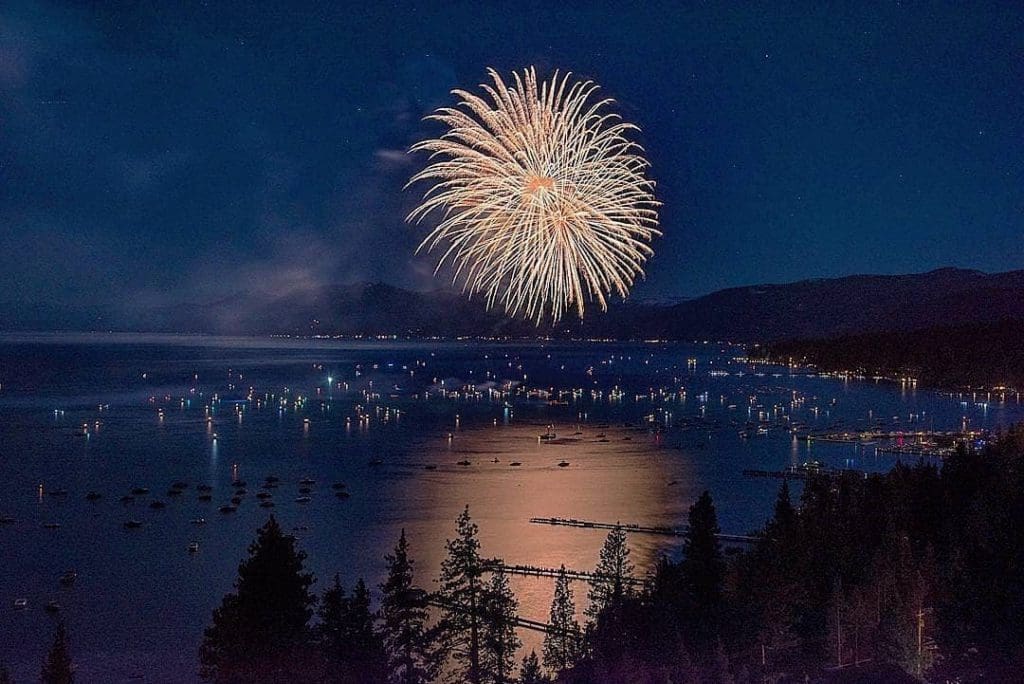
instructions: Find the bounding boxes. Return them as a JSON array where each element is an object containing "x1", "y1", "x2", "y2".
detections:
[{"x1": 388, "y1": 419, "x2": 699, "y2": 655}]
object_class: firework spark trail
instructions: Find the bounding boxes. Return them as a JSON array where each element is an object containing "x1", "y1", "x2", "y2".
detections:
[{"x1": 407, "y1": 67, "x2": 661, "y2": 324}]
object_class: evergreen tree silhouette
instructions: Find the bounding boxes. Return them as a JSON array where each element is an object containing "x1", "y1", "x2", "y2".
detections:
[
  {"x1": 543, "y1": 565, "x2": 581, "y2": 673},
  {"x1": 585, "y1": 525, "x2": 634, "y2": 623},
  {"x1": 200, "y1": 515, "x2": 317, "y2": 682},
  {"x1": 518, "y1": 650, "x2": 550, "y2": 684},
  {"x1": 681, "y1": 491, "x2": 725, "y2": 650},
  {"x1": 320, "y1": 576, "x2": 387, "y2": 682},
  {"x1": 40, "y1": 622, "x2": 73, "y2": 684},
  {"x1": 481, "y1": 569, "x2": 520, "y2": 684},
  {"x1": 379, "y1": 529, "x2": 440, "y2": 684},
  {"x1": 437, "y1": 506, "x2": 486, "y2": 684}
]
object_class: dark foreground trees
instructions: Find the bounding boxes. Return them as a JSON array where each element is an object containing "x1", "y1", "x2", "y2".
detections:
[
  {"x1": 200, "y1": 515, "x2": 318, "y2": 682},
  {"x1": 199, "y1": 428, "x2": 1024, "y2": 682},
  {"x1": 40, "y1": 622, "x2": 74, "y2": 684},
  {"x1": 379, "y1": 530, "x2": 440, "y2": 684}
]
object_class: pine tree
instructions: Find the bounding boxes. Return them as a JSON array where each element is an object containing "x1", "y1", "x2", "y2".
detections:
[
  {"x1": 200, "y1": 515, "x2": 317, "y2": 682},
  {"x1": 585, "y1": 525, "x2": 634, "y2": 623},
  {"x1": 681, "y1": 490, "x2": 726, "y2": 649},
  {"x1": 543, "y1": 565, "x2": 581, "y2": 673},
  {"x1": 438, "y1": 506, "x2": 486, "y2": 684},
  {"x1": 40, "y1": 622, "x2": 73, "y2": 684},
  {"x1": 319, "y1": 575, "x2": 387, "y2": 682},
  {"x1": 320, "y1": 574, "x2": 349, "y2": 665},
  {"x1": 772, "y1": 479, "x2": 797, "y2": 537},
  {"x1": 379, "y1": 530, "x2": 439, "y2": 684},
  {"x1": 481, "y1": 569, "x2": 520, "y2": 684},
  {"x1": 518, "y1": 650, "x2": 550, "y2": 684}
]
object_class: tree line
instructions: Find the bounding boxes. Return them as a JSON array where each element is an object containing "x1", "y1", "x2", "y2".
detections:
[{"x1": 21, "y1": 427, "x2": 1024, "y2": 682}]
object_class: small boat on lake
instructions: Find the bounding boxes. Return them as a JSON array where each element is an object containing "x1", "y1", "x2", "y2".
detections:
[
  {"x1": 85, "y1": 491, "x2": 102, "y2": 501},
  {"x1": 188, "y1": 542, "x2": 199, "y2": 553},
  {"x1": 124, "y1": 520, "x2": 143, "y2": 529},
  {"x1": 219, "y1": 505, "x2": 237, "y2": 513},
  {"x1": 59, "y1": 570, "x2": 77, "y2": 587},
  {"x1": 13, "y1": 598, "x2": 27, "y2": 610},
  {"x1": 557, "y1": 461, "x2": 570, "y2": 467},
  {"x1": 295, "y1": 496, "x2": 312, "y2": 504}
]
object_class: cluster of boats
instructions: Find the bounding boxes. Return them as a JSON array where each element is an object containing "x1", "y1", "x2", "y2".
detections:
[{"x1": 11, "y1": 570, "x2": 77, "y2": 615}]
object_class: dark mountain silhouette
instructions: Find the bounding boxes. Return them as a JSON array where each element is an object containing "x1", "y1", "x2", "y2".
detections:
[{"x1": 18, "y1": 267, "x2": 1024, "y2": 341}]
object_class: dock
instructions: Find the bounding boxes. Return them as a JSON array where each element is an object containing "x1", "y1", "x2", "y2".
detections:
[
  {"x1": 528, "y1": 517, "x2": 757, "y2": 544},
  {"x1": 483, "y1": 561, "x2": 649, "y2": 588}
]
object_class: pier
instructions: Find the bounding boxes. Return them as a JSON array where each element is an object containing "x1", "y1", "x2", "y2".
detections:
[
  {"x1": 528, "y1": 517, "x2": 757, "y2": 544},
  {"x1": 482, "y1": 561, "x2": 649, "y2": 588}
]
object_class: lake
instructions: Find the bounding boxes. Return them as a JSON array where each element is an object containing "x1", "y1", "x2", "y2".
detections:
[{"x1": 0, "y1": 333, "x2": 1019, "y2": 682}]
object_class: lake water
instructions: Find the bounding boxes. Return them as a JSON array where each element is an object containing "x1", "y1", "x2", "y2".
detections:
[{"x1": 0, "y1": 333, "x2": 1019, "y2": 682}]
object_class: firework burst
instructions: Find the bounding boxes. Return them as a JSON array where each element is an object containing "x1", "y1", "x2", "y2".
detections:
[{"x1": 406, "y1": 67, "x2": 660, "y2": 324}]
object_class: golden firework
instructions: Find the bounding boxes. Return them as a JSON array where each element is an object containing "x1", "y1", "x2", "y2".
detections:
[{"x1": 407, "y1": 67, "x2": 660, "y2": 324}]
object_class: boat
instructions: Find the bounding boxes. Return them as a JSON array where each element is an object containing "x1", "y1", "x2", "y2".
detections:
[
  {"x1": 167, "y1": 489, "x2": 183, "y2": 497},
  {"x1": 191, "y1": 518, "x2": 206, "y2": 525},
  {"x1": 44, "y1": 600, "x2": 60, "y2": 614},
  {"x1": 131, "y1": 487, "x2": 149, "y2": 495},
  {"x1": 298, "y1": 487, "x2": 312, "y2": 494},
  {"x1": 85, "y1": 491, "x2": 102, "y2": 501},
  {"x1": 188, "y1": 542, "x2": 199, "y2": 553},
  {"x1": 264, "y1": 476, "x2": 280, "y2": 484},
  {"x1": 219, "y1": 505, "x2": 237, "y2": 513},
  {"x1": 196, "y1": 484, "x2": 213, "y2": 492},
  {"x1": 509, "y1": 462, "x2": 522, "y2": 467},
  {"x1": 259, "y1": 500, "x2": 275, "y2": 508},
  {"x1": 299, "y1": 477, "x2": 315, "y2": 485},
  {"x1": 295, "y1": 496, "x2": 312, "y2": 504},
  {"x1": 368, "y1": 458, "x2": 384, "y2": 466},
  {"x1": 171, "y1": 481, "x2": 188, "y2": 490},
  {"x1": 197, "y1": 493, "x2": 212, "y2": 501},
  {"x1": 331, "y1": 482, "x2": 347, "y2": 490},
  {"x1": 256, "y1": 491, "x2": 272, "y2": 500},
  {"x1": 13, "y1": 598, "x2": 27, "y2": 610},
  {"x1": 59, "y1": 570, "x2": 77, "y2": 587},
  {"x1": 124, "y1": 520, "x2": 143, "y2": 529},
  {"x1": 0, "y1": 516, "x2": 16, "y2": 524},
  {"x1": 539, "y1": 431, "x2": 557, "y2": 441},
  {"x1": 149, "y1": 500, "x2": 166, "y2": 509},
  {"x1": 557, "y1": 461, "x2": 570, "y2": 467},
  {"x1": 456, "y1": 460, "x2": 471, "y2": 466},
  {"x1": 42, "y1": 522, "x2": 60, "y2": 529},
  {"x1": 231, "y1": 480, "x2": 247, "y2": 488},
  {"x1": 230, "y1": 496, "x2": 242, "y2": 505},
  {"x1": 334, "y1": 490, "x2": 350, "y2": 499},
  {"x1": 424, "y1": 464, "x2": 437, "y2": 470},
  {"x1": 491, "y1": 457, "x2": 500, "y2": 463}
]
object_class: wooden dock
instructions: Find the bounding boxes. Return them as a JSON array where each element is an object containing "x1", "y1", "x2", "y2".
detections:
[{"x1": 528, "y1": 517, "x2": 757, "y2": 544}]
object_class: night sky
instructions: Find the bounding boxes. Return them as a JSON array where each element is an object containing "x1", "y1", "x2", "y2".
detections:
[{"x1": 1, "y1": 1, "x2": 1021, "y2": 329}]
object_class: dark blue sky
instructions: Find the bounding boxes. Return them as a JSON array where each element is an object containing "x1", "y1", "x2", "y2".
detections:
[{"x1": 1, "y1": 1, "x2": 1021, "y2": 328}]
